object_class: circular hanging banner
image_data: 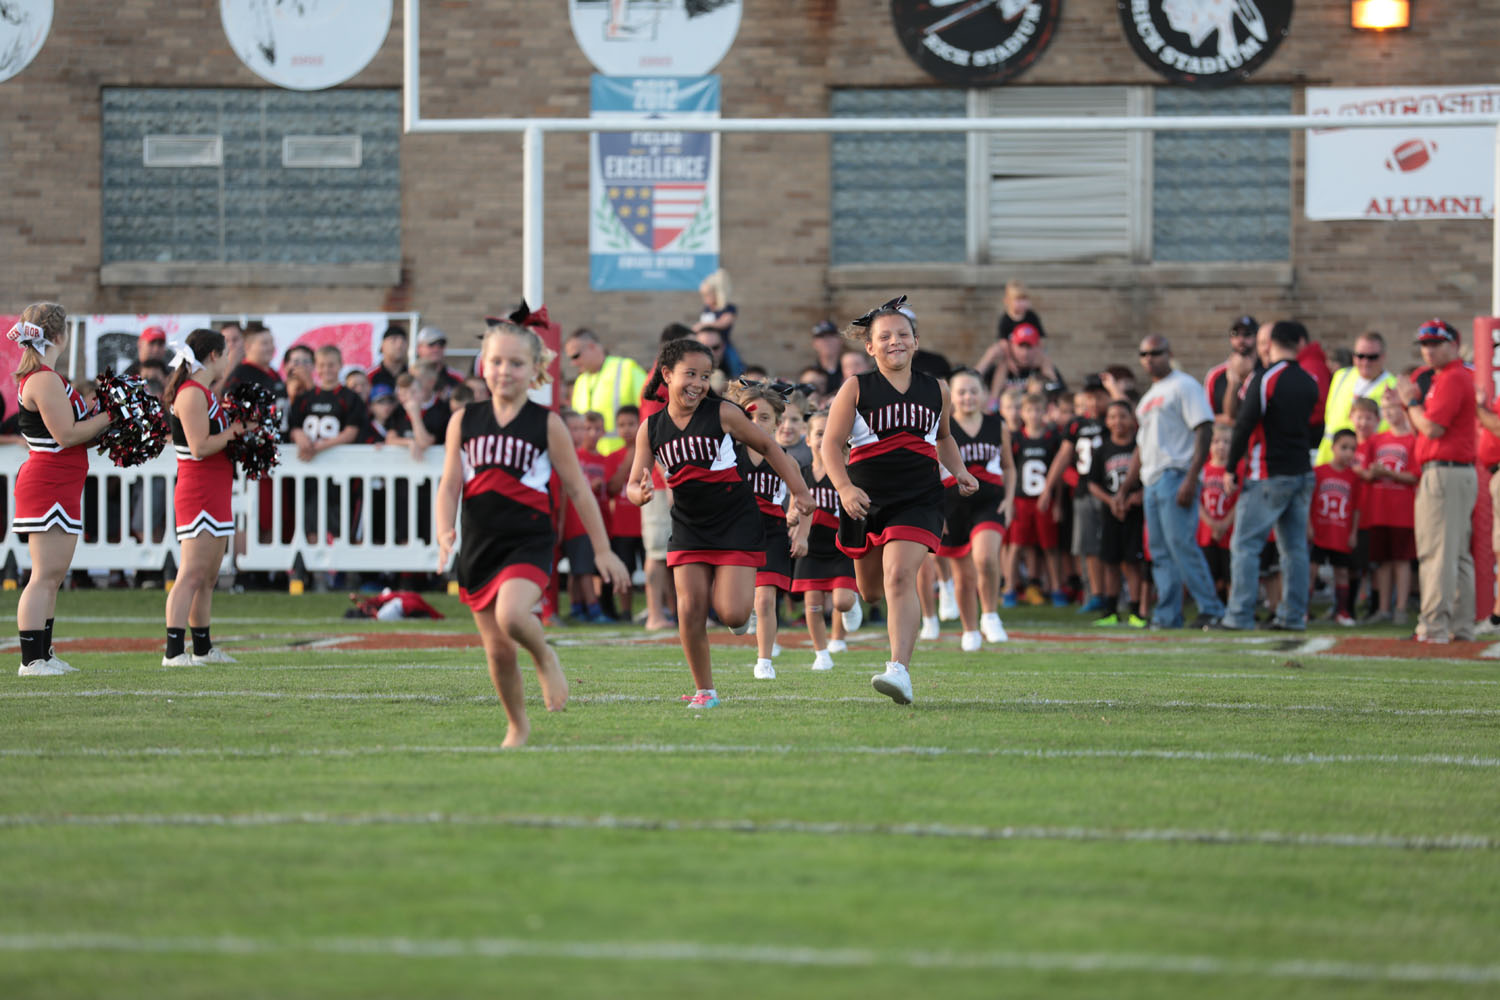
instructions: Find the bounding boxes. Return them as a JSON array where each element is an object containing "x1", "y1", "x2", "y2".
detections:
[
  {"x1": 1118, "y1": 0, "x2": 1292, "y2": 86},
  {"x1": 220, "y1": 0, "x2": 391, "y2": 91},
  {"x1": 890, "y1": 0, "x2": 1061, "y2": 87},
  {"x1": 569, "y1": 0, "x2": 742, "y2": 77},
  {"x1": 0, "y1": 0, "x2": 52, "y2": 84}
]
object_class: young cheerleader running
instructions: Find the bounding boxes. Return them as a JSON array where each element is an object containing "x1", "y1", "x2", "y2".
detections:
[
  {"x1": 823, "y1": 296, "x2": 977, "y2": 705},
  {"x1": 730, "y1": 381, "x2": 793, "y2": 681},
  {"x1": 790, "y1": 408, "x2": 861, "y2": 673},
  {"x1": 10, "y1": 304, "x2": 113, "y2": 677},
  {"x1": 939, "y1": 368, "x2": 1010, "y2": 651},
  {"x1": 627, "y1": 339, "x2": 813, "y2": 709},
  {"x1": 435, "y1": 315, "x2": 630, "y2": 748},
  {"x1": 162, "y1": 329, "x2": 250, "y2": 666}
]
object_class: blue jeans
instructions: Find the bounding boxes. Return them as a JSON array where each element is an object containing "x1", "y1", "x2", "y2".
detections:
[
  {"x1": 1224, "y1": 472, "x2": 1315, "y2": 629},
  {"x1": 1143, "y1": 468, "x2": 1226, "y2": 628}
]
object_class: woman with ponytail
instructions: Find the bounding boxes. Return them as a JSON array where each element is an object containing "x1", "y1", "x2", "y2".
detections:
[
  {"x1": 162, "y1": 328, "x2": 249, "y2": 666},
  {"x1": 9, "y1": 303, "x2": 112, "y2": 676}
]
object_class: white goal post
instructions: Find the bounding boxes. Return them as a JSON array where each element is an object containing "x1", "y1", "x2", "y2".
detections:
[{"x1": 401, "y1": 0, "x2": 1500, "y2": 317}]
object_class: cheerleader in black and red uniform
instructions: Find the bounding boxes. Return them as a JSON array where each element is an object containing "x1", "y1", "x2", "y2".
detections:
[
  {"x1": 162, "y1": 329, "x2": 250, "y2": 667},
  {"x1": 729, "y1": 381, "x2": 793, "y2": 681},
  {"x1": 627, "y1": 339, "x2": 813, "y2": 710},
  {"x1": 9, "y1": 303, "x2": 112, "y2": 677},
  {"x1": 790, "y1": 409, "x2": 861, "y2": 673},
  {"x1": 823, "y1": 296, "x2": 977, "y2": 705},
  {"x1": 435, "y1": 311, "x2": 629, "y2": 749},
  {"x1": 939, "y1": 368, "x2": 1010, "y2": 652}
]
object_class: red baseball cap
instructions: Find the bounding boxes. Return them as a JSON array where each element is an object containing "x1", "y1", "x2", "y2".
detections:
[
  {"x1": 1012, "y1": 323, "x2": 1041, "y2": 347},
  {"x1": 1416, "y1": 318, "x2": 1459, "y2": 345},
  {"x1": 139, "y1": 326, "x2": 166, "y2": 343}
]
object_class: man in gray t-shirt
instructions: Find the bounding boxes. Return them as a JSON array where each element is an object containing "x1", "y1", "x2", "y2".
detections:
[{"x1": 1121, "y1": 336, "x2": 1226, "y2": 629}]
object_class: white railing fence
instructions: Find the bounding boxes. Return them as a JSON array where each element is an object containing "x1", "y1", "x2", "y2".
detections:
[{"x1": 0, "y1": 445, "x2": 445, "y2": 577}]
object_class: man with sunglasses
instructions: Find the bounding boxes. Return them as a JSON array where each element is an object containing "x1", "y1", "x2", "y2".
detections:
[
  {"x1": 1119, "y1": 336, "x2": 1226, "y2": 629},
  {"x1": 1317, "y1": 331, "x2": 1398, "y2": 465},
  {"x1": 565, "y1": 328, "x2": 646, "y2": 457}
]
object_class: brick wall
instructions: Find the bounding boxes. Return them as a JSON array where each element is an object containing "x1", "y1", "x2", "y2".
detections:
[{"x1": 0, "y1": 0, "x2": 1494, "y2": 389}]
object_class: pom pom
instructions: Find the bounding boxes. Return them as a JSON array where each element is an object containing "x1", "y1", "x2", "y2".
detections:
[
  {"x1": 221, "y1": 382, "x2": 282, "y2": 481},
  {"x1": 93, "y1": 369, "x2": 170, "y2": 468}
]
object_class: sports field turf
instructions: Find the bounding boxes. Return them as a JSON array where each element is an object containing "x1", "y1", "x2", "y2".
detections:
[{"x1": 1, "y1": 590, "x2": 1497, "y2": 998}]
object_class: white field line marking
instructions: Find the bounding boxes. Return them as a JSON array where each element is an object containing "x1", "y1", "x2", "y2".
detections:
[
  {"x1": 3, "y1": 689, "x2": 1496, "y2": 717},
  {"x1": 3, "y1": 744, "x2": 1498, "y2": 768},
  {"x1": 0, "y1": 811, "x2": 1491, "y2": 852},
  {"x1": 0, "y1": 933, "x2": 1495, "y2": 984},
  {"x1": 1289, "y1": 637, "x2": 1337, "y2": 655}
]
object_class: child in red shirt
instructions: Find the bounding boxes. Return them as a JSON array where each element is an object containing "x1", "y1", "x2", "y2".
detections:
[
  {"x1": 1196, "y1": 420, "x2": 1239, "y2": 603},
  {"x1": 562, "y1": 410, "x2": 611, "y2": 623},
  {"x1": 603, "y1": 405, "x2": 644, "y2": 623},
  {"x1": 1309, "y1": 429, "x2": 1364, "y2": 626},
  {"x1": 1358, "y1": 397, "x2": 1417, "y2": 625}
]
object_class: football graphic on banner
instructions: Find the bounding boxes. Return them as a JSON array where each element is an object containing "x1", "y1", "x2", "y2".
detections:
[{"x1": 220, "y1": 0, "x2": 391, "y2": 91}]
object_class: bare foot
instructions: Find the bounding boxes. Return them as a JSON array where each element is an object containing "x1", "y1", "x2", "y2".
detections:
[
  {"x1": 644, "y1": 618, "x2": 675, "y2": 631},
  {"x1": 536, "y1": 644, "x2": 569, "y2": 712},
  {"x1": 501, "y1": 726, "x2": 530, "y2": 749}
]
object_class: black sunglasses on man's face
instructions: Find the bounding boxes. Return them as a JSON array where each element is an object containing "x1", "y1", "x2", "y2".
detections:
[
  {"x1": 1139, "y1": 348, "x2": 1167, "y2": 358},
  {"x1": 1354, "y1": 352, "x2": 1382, "y2": 361}
]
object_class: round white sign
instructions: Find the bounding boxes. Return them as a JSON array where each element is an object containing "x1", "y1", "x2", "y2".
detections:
[
  {"x1": 0, "y1": 0, "x2": 52, "y2": 85},
  {"x1": 220, "y1": 0, "x2": 391, "y2": 91},
  {"x1": 569, "y1": 0, "x2": 741, "y2": 77}
]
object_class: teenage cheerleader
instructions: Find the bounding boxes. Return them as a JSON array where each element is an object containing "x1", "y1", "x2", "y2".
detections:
[
  {"x1": 162, "y1": 329, "x2": 250, "y2": 666},
  {"x1": 627, "y1": 339, "x2": 813, "y2": 709},
  {"x1": 435, "y1": 315, "x2": 630, "y2": 748},
  {"x1": 9, "y1": 303, "x2": 112, "y2": 677},
  {"x1": 823, "y1": 296, "x2": 977, "y2": 705},
  {"x1": 938, "y1": 368, "x2": 1010, "y2": 651},
  {"x1": 729, "y1": 381, "x2": 793, "y2": 681},
  {"x1": 790, "y1": 408, "x2": 861, "y2": 672}
]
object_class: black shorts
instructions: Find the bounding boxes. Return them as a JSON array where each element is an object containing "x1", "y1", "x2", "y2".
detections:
[
  {"x1": 563, "y1": 534, "x2": 596, "y2": 576},
  {"x1": 838, "y1": 480, "x2": 945, "y2": 559},
  {"x1": 1311, "y1": 544, "x2": 1352, "y2": 570},
  {"x1": 758, "y1": 513, "x2": 793, "y2": 591},
  {"x1": 610, "y1": 535, "x2": 645, "y2": 575},
  {"x1": 1099, "y1": 508, "x2": 1144, "y2": 565},
  {"x1": 1201, "y1": 544, "x2": 1231, "y2": 583},
  {"x1": 938, "y1": 483, "x2": 1005, "y2": 558}
]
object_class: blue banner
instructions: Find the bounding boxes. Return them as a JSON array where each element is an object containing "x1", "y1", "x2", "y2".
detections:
[{"x1": 589, "y1": 76, "x2": 720, "y2": 291}]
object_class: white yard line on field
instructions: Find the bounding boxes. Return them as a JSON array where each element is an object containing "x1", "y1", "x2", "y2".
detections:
[
  {"x1": 0, "y1": 811, "x2": 1492, "y2": 852},
  {"x1": 0, "y1": 932, "x2": 1494, "y2": 984},
  {"x1": 2, "y1": 744, "x2": 1497, "y2": 768},
  {"x1": 2, "y1": 689, "x2": 1498, "y2": 717}
]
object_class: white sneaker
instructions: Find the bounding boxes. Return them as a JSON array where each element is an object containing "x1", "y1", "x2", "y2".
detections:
[
  {"x1": 919, "y1": 616, "x2": 941, "y2": 640},
  {"x1": 871, "y1": 662, "x2": 913, "y2": 705},
  {"x1": 841, "y1": 601, "x2": 863, "y2": 634},
  {"x1": 980, "y1": 612, "x2": 1009, "y2": 644},
  {"x1": 770, "y1": 642, "x2": 782, "y2": 658},
  {"x1": 826, "y1": 638, "x2": 848, "y2": 653},
  {"x1": 811, "y1": 650, "x2": 834, "y2": 672},
  {"x1": 753, "y1": 658, "x2": 776, "y2": 680},
  {"x1": 1474, "y1": 617, "x2": 1500, "y2": 637},
  {"x1": 161, "y1": 653, "x2": 195, "y2": 667},
  {"x1": 191, "y1": 647, "x2": 238, "y2": 665},
  {"x1": 18, "y1": 659, "x2": 66, "y2": 677},
  {"x1": 938, "y1": 580, "x2": 959, "y2": 621},
  {"x1": 960, "y1": 630, "x2": 982, "y2": 652},
  {"x1": 745, "y1": 611, "x2": 757, "y2": 635},
  {"x1": 46, "y1": 653, "x2": 77, "y2": 673}
]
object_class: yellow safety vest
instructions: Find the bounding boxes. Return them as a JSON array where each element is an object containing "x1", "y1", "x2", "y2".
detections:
[
  {"x1": 1317, "y1": 365, "x2": 1397, "y2": 464},
  {"x1": 571, "y1": 355, "x2": 645, "y2": 456}
]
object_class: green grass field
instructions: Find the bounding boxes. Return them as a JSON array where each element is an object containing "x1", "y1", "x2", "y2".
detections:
[{"x1": 2, "y1": 590, "x2": 1497, "y2": 998}]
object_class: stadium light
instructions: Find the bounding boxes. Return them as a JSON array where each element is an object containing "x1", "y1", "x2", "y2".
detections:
[{"x1": 1351, "y1": 0, "x2": 1411, "y2": 30}]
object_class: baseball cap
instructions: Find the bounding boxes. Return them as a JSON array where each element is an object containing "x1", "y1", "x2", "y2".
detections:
[
  {"x1": 811, "y1": 320, "x2": 839, "y2": 338},
  {"x1": 1416, "y1": 318, "x2": 1459, "y2": 345},
  {"x1": 139, "y1": 326, "x2": 166, "y2": 343},
  {"x1": 1082, "y1": 373, "x2": 1105, "y2": 391},
  {"x1": 381, "y1": 325, "x2": 407, "y2": 341},
  {"x1": 1230, "y1": 315, "x2": 1257, "y2": 335},
  {"x1": 1012, "y1": 323, "x2": 1041, "y2": 347},
  {"x1": 416, "y1": 325, "x2": 447, "y2": 346},
  {"x1": 369, "y1": 383, "x2": 395, "y2": 402}
]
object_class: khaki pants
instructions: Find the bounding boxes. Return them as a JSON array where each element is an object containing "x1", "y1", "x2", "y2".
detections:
[
  {"x1": 641, "y1": 487, "x2": 673, "y2": 563},
  {"x1": 1415, "y1": 464, "x2": 1477, "y2": 642}
]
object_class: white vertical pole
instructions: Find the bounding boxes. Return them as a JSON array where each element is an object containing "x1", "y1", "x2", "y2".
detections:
[
  {"x1": 1493, "y1": 124, "x2": 1500, "y2": 317},
  {"x1": 523, "y1": 125, "x2": 545, "y2": 308},
  {"x1": 403, "y1": 0, "x2": 419, "y2": 134}
]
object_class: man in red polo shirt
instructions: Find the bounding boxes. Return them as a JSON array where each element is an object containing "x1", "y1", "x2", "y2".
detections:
[{"x1": 1395, "y1": 318, "x2": 1477, "y2": 644}]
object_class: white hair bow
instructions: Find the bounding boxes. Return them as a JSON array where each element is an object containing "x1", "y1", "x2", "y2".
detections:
[
  {"x1": 6, "y1": 321, "x2": 48, "y2": 352},
  {"x1": 168, "y1": 341, "x2": 204, "y2": 374}
]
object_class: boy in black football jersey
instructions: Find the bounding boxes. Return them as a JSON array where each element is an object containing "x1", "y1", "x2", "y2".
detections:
[
  {"x1": 1088, "y1": 400, "x2": 1146, "y2": 627},
  {"x1": 385, "y1": 363, "x2": 450, "y2": 458},
  {"x1": 1047, "y1": 383, "x2": 1110, "y2": 612},
  {"x1": 1006, "y1": 394, "x2": 1066, "y2": 607},
  {"x1": 289, "y1": 345, "x2": 366, "y2": 543}
]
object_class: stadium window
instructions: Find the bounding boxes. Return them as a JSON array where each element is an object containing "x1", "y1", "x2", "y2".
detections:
[
  {"x1": 99, "y1": 88, "x2": 401, "y2": 286},
  {"x1": 830, "y1": 86, "x2": 1291, "y2": 267}
]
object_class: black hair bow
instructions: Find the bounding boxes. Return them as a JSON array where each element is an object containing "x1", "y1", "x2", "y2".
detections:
[{"x1": 850, "y1": 295, "x2": 908, "y2": 328}]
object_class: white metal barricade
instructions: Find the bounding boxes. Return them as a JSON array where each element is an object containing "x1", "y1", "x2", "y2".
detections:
[{"x1": 1, "y1": 444, "x2": 445, "y2": 577}]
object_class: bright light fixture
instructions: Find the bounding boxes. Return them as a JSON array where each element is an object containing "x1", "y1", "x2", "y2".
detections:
[{"x1": 1352, "y1": 0, "x2": 1411, "y2": 30}]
